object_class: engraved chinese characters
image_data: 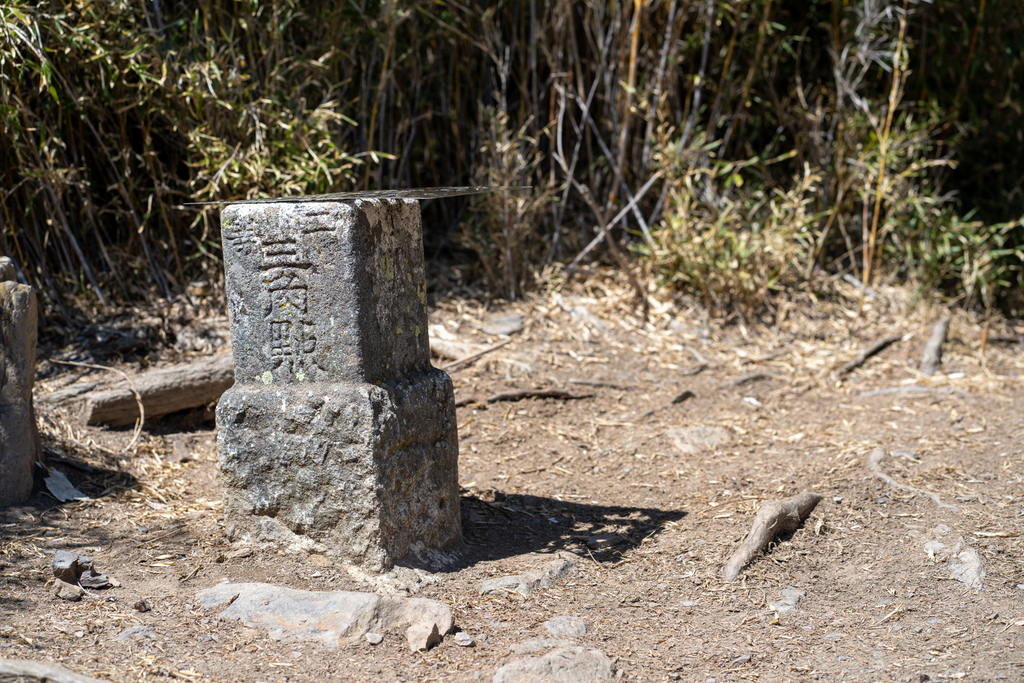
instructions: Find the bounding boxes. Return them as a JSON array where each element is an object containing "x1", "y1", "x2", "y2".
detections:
[{"x1": 217, "y1": 200, "x2": 460, "y2": 572}]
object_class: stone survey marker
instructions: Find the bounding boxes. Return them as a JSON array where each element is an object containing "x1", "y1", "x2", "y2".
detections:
[
  {"x1": 0, "y1": 256, "x2": 40, "y2": 507},
  {"x1": 217, "y1": 199, "x2": 460, "y2": 571}
]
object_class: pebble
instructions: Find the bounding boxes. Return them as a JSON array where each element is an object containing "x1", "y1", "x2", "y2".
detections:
[
  {"x1": 587, "y1": 534, "x2": 624, "y2": 550},
  {"x1": 365, "y1": 632, "x2": 383, "y2": 645},
  {"x1": 453, "y1": 632, "x2": 475, "y2": 647},
  {"x1": 544, "y1": 616, "x2": 590, "y2": 637}
]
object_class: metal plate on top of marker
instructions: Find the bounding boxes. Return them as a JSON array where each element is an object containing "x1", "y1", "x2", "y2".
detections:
[{"x1": 186, "y1": 185, "x2": 531, "y2": 206}]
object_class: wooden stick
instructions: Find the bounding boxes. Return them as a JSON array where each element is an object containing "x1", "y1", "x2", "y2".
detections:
[
  {"x1": 837, "y1": 334, "x2": 903, "y2": 377},
  {"x1": 485, "y1": 389, "x2": 592, "y2": 404},
  {"x1": 722, "y1": 492, "x2": 822, "y2": 582},
  {"x1": 920, "y1": 317, "x2": 950, "y2": 376},
  {"x1": 51, "y1": 359, "x2": 145, "y2": 450},
  {"x1": 638, "y1": 389, "x2": 695, "y2": 419},
  {"x1": 441, "y1": 339, "x2": 511, "y2": 372}
]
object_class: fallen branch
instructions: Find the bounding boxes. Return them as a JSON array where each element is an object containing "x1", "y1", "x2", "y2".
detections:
[
  {"x1": 728, "y1": 372, "x2": 773, "y2": 388},
  {"x1": 44, "y1": 354, "x2": 232, "y2": 428},
  {"x1": 441, "y1": 339, "x2": 511, "y2": 373},
  {"x1": 920, "y1": 317, "x2": 950, "y2": 376},
  {"x1": 722, "y1": 492, "x2": 823, "y2": 582},
  {"x1": 50, "y1": 359, "x2": 145, "y2": 449},
  {"x1": 568, "y1": 378, "x2": 632, "y2": 390},
  {"x1": 456, "y1": 389, "x2": 592, "y2": 407},
  {"x1": 639, "y1": 389, "x2": 695, "y2": 419},
  {"x1": 836, "y1": 334, "x2": 904, "y2": 377},
  {"x1": 866, "y1": 448, "x2": 958, "y2": 511}
]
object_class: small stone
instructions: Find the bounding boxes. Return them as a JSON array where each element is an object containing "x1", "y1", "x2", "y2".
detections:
[
  {"x1": 666, "y1": 426, "x2": 732, "y2": 454},
  {"x1": 587, "y1": 534, "x2": 623, "y2": 550},
  {"x1": 79, "y1": 569, "x2": 112, "y2": 589},
  {"x1": 453, "y1": 631, "x2": 475, "y2": 647},
  {"x1": 53, "y1": 579, "x2": 84, "y2": 602},
  {"x1": 365, "y1": 632, "x2": 383, "y2": 645},
  {"x1": 406, "y1": 621, "x2": 441, "y2": 652},
  {"x1": 133, "y1": 599, "x2": 152, "y2": 613},
  {"x1": 53, "y1": 551, "x2": 91, "y2": 583},
  {"x1": 544, "y1": 616, "x2": 591, "y2": 637},
  {"x1": 114, "y1": 625, "x2": 155, "y2": 642},
  {"x1": 768, "y1": 587, "x2": 805, "y2": 615}
]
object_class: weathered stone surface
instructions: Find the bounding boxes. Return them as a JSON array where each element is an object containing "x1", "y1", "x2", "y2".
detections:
[
  {"x1": 53, "y1": 579, "x2": 84, "y2": 602},
  {"x1": 216, "y1": 200, "x2": 460, "y2": 571},
  {"x1": 493, "y1": 646, "x2": 616, "y2": 683},
  {"x1": 479, "y1": 556, "x2": 577, "y2": 596},
  {"x1": 666, "y1": 426, "x2": 732, "y2": 454},
  {"x1": 197, "y1": 582, "x2": 454, "y2": 652},
  {"x1": 0, "y1": 257, "x2": 40, "y2": 507},
  {"x1": 543, "y1": 616, "x2": 591, "y2": 637}
]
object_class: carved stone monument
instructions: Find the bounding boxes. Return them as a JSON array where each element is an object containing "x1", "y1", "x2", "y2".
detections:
[
  {"x1": 0, "y1": 257, "x2": 40, "y2": 506},
  {"x1": 216, "y1": 200, "x2": 460, "y2": 571}
]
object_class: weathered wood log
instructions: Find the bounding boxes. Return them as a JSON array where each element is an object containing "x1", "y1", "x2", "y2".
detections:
[
  {"x1": 41, "y1": 354, "x2": 234, "y2": 427},
  {"x1": 0, "y1": 658, "x2": 111, "y2": 683},
  {"x1": 722, "y1": 491, "x2": 822, "y2": 582},
  {"x1": 920, "y1": 317, "x2": 950, "y2": 376}
]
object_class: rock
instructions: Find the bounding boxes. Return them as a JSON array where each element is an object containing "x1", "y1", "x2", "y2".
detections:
[
  {"x1": 0, "y1": 659, "x2": 112, "y2": 682},
  {"x1": 480, "y1": 556, "x2": 578, "y2": 596},
  {"x1": 365, "y1": 632, "x2": 383, "y2": 645},
  {"x1": 769, "y1": 587, "x2": 805, "y2": 615},
  {"x1": 666, "y1": 426, "x2": 732, "y2": 454},
  {"x1": 543, "y1": 616, "x2": 590, "y2": 638},
  {"x1": 923, "y1": 534, "x2": 985, "y2": 590},
  {"x1": 511, "y1": 639, "x2": 576, "y2": 655},
  {"x1": 217, "y1": 200, "x2": 460, "y2": 572},
  {"x1": 586, "y1": 534, "x2": 623, "y2": 550},
  {"x1": 407, "y1": 621, "x2": 441, "y2": 652},
  {"x1": 493, "y1": 646, "x2": 616, "y2": 682},
  {"x1": 480, "y1": 313, "x2": 524, "y2": 336},
  {"x1": 52, "y1": 552, "x2": 111, "y2": 589},
  {"x1": 948, "y1": 546, "x2": 985, "y2": 590},
  {"x1": 0, "y1": 258, "x2": 40, "y2": 507},
  {"x1": 453, "y1": 632, "x2": 476, "y2": 647},
  {"x1": 114, "y1": 625, "x2": 155, "y2": 642},
  {"x1": 43, "y1": 471, "x2": 89, "y2": 503},
  {"x1": 52, "y1": 551, "x2": 92, "y2": 583},
  {"x1": 133, "y1": 600, "x2": 152, "y2": 613},
  {"x1": 196, "y1": 582, "x2": 454, "y2": 653},
  {"x1": 53, "y1": 579, "x2": 84, "y2": 602}
]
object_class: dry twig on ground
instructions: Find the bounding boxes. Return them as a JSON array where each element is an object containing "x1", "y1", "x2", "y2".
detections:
[
  {"x1": 836, "y1": 334, "x2": 904, "y2": 377},
  {"x1": 722, "y1": 492, "x2": 823, "y2": 582}
]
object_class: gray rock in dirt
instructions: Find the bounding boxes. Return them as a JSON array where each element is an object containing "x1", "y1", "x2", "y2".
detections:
[
  {"x1": 923, "y1": 533, "x2": 985, "y2": 590},
  {"x1": 480, "y1": 313, "x2": 524, "y2": 336},
  {"x1": 453, "y1": 631, "x2": 476, "y2": 647},
  {"x1": 493, "y1": 646, "x2": 616, "y2": 683},
  {"x1": 768, "y1": 587, "x2": 805, "y2": 615},
  {"x1": 53, "y1": 579, "x2": 84, "y2": 602},
  {"x1": 666, "y1": 426, "x2": 732, "y2": 454},
  {"x1": 196, "y1": 582, "x2": 454, "y2": 653},
  {"x1": 364, "y1": 632, "x2": 383, "y2": 645},
  {"x1": 511, "y1": 639, "x2": 576, "y2": 655},
  {"x1": 52, "y1": 551, "x2": 93, "y2": 584},
  {"x1": 0, "y1": 258, "x2": 40, "y2": 507},
  {"x1": 479, "y1": 556, "x2": 577, "y2": 596},
  {"x1": 543, "y1": 616, "x2": 591, "y2": 638},
  {"x1": 948, "y1": 546, "x2": 985, "y2": 590},
  {"x1": 0, "y1": 658, "x2": 112, "y2": 683},
  {"x1": 216, "y1": 200, "x2": 460, "y2": 572},
  {"x1": 114, "y1": 625, "x2": 155, "y2": 642}
]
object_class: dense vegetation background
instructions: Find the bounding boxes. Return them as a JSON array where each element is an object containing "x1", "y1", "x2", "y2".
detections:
[{"x1": 2, "y1": 0, "x2": 1022, "y2": 321}]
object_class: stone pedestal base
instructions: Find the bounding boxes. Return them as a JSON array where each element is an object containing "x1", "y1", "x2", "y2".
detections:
[{"x1": 217, "y1": 368, "x2": 460, "y2": 571}]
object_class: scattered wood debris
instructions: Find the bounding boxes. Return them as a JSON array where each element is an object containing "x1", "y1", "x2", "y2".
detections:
[
  {"x1": 722, "y1": 492, "x2": 823, "y2": 582},
  {"x1": 456, "y1": 389, "x2": 593, "y2": 407}
]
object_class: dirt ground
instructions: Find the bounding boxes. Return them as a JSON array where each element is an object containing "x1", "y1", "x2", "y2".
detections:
[{"x1": 2, "y1": 277, "x2": 1023, "y2": 682}]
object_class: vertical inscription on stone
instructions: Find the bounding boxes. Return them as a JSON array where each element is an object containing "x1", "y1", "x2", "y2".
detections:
[{"x1": 217, "y1": 200, "x2": 460, "y2": 572}]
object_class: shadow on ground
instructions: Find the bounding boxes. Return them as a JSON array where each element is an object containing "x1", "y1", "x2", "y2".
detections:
[{"x1": 413, "y1": 490, "x2": 687, "y2": 572}]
